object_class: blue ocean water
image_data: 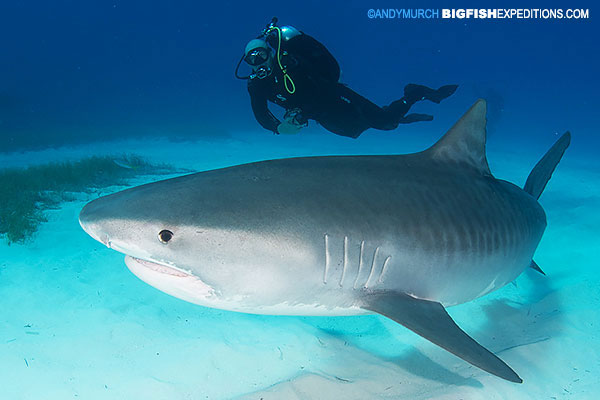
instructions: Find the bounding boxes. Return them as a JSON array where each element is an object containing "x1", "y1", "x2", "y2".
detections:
[
  {"x1": 1, "y1": 1, "x2": 598, "y2": 151},
  {"x1": 1, "y1": 1, "x2": 599, "y2": 399}
]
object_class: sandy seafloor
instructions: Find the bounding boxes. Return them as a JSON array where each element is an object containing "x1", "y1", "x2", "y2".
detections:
[{"x1": 0, "y1": 121, "x2": 598, "y2": 400}]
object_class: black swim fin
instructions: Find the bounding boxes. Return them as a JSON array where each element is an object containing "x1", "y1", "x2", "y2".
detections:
[
  {"x1": 399, "y1": 113, "x2": 434, "y2": 124},
  {"x1": 361, "y1": 291, "x2": 522, "y2": 383},
  {"x1": 428, "y1": 84, "x2": 459, "y2": 104},
  {"x1": 403, "y1": 84, "x2": 459, "y2": 104}
]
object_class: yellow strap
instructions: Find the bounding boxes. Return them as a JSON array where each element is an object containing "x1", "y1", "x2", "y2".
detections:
[{"x1": 268, "y1": 26, "x2": 296, "y2": 94}]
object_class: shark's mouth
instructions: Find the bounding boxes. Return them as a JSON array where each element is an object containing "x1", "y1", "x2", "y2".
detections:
[
  {"x1": 124, "y1": 255, "x2": 216, "y2": 305},
  {"x1": 125, "y1": 256, "x2": 193, "y2": 277}
]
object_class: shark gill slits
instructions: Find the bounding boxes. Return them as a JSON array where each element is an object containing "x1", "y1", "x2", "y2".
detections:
[{"x1": 158, "y1": 229, "x2": 174, "y2": 244}]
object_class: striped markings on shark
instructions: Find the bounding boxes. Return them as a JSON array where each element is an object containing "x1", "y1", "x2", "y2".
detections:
[{"x1": 79, "y1": 99, "x2": 571, "y2": 383}]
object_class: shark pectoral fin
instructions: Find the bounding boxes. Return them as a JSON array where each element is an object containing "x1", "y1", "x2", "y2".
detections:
[
  {"x1": 362, "y1": 292, "x2": 522, "y2": 383},
  {"x1": 524, "y1": 131, "x2": 571, "y2": 200}
]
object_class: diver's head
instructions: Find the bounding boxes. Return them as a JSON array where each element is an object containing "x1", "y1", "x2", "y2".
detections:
[{"x1": 244, "y1": 39, "x2": 273, "y2": 79}]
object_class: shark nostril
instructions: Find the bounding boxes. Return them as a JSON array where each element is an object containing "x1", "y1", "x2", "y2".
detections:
[{"x1": 102, "y1": 234, "x2": 111, "y2": 248}]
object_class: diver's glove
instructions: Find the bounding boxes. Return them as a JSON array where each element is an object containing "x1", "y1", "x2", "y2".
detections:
[
  {"x1": 276, "y1": 121, "x2": 303, "y2": 135},
  {"x1": 277, "y1": 108, "x2": 308, "y2": 135}
]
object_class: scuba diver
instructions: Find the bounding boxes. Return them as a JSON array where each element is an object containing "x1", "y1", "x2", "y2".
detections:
[{"x1": 235, "y1": 18, "x2": 458, "y2": 138}]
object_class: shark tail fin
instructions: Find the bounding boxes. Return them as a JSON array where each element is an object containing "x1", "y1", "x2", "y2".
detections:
[{"x1": 524, "y1": 132, "x2": 571, "y2": 200}]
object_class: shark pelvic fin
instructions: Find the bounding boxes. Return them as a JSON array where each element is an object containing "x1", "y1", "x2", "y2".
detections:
[
  {"x1": 362, "y1": 291, "x2": 522, "y2": 383},
  {"x1": 426, "y1": 99, "x2": 491, "y2": 176},
  {"x1": 530, "y1": 260, "x2": 546, "y2": 275}
]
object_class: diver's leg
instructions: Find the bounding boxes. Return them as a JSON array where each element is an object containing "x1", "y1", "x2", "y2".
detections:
[
  {"x1": 313, "y1": 86, "x2": 370, "y2": 138},
  {"x1": 314, "y1": 83, "x2": 453, "y2": 135},
  {"x1": 318, "y1": 118, "x2": 366, "y2": 139},
  {"x1": 333, "y1": 85, "x2": 401, "y2": 131},
  {"x1": 312, "y1": 84, "x2": 389, "y2": 137},
  {"x1": 385, "y1": 84, "x2": 458, "y2": 123}
]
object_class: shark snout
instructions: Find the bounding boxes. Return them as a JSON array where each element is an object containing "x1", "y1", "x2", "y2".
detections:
[
  {"x1": 79, "y1": 196, "x2": 155, "y2": 261},
  {"x1": 79, "y1": 198, "x2": 113, "y2": 247}
]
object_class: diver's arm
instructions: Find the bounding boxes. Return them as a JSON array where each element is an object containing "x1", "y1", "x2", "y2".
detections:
[{"x1": 248, "y1": 83, "x2": 281, "y2": 134}]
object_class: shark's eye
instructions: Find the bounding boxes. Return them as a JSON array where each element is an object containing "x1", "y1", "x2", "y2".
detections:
[{"x1": 158, "y1": 230, "x2": 173, "y2": 244}]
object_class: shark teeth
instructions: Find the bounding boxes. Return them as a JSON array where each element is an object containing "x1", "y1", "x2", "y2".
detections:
[{"x1": 130, "y1": 257, "x2": 191, "y2": 277}]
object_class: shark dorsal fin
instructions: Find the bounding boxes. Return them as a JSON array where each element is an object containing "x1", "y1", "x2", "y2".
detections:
[{"x1": 426, "y1": 99, "x2": 491, "y2": 176}]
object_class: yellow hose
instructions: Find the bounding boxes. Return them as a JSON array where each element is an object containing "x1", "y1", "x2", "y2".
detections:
[{"x1": 269, "y1": 26, "x2": 296, "y2": 94}]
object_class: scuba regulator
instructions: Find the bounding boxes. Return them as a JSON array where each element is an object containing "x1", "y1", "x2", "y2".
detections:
[{"x1": 235, "y1": 17, "x2": 297, "y2": 95}]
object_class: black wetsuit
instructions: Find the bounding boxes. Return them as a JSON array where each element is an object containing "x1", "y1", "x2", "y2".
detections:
[{"x1": 247, "y1": 33, "x2": 433, "y2": 138}]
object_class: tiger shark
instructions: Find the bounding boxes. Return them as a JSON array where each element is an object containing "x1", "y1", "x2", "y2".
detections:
[{"x1": 79, "y1": 100, "x2": 570, "y2": 383}]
